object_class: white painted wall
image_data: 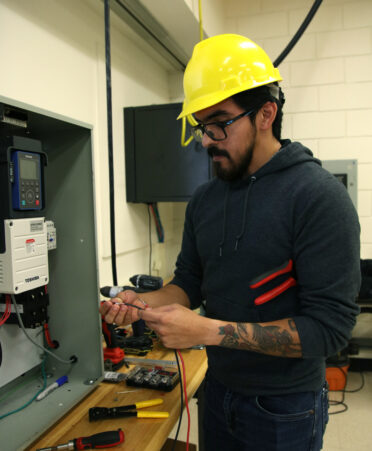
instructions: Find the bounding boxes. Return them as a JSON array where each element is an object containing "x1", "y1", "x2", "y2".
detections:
[{"x1": 0, "y1": 0, "x2": 186, "y2": 286}]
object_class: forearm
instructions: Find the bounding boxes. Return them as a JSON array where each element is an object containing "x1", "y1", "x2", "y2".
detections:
[
  {"x1": 204, "y1": 317, "x2": 302, "y2": 358},
  {"x1": 135, "y1": 284, "x2": 191, "y2": 309}
]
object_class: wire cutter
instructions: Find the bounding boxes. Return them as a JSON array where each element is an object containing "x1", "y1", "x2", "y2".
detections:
[
  {"x1": 89, "y1": 398, "x2": 169, "y2": 421},
  {"x1": 250, "y1": 259, "x2": 297, "y2": 305}
]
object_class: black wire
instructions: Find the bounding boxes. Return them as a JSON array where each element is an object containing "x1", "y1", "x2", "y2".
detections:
[
  {"x1": 148, "y1": 204, "x2": 152, "y2": 276},
  {"x1": 328, "y1": 366, "x2": 365, "y2": 415},
  {"x1": 345, "y1": 371, "x2": 365, "y2": 393},
  {"x1": 273, "y1": 0, "x2": 323, "y2": 67},
  {"x1": 329, "y1": 401, "x2": 348, "y2": 415},
  {"x1": 104, "y1": 0, "x2": 118, "y2": 286},
  {"x1": 172, "y1": 350, "x2": 184, "y2": 451}
]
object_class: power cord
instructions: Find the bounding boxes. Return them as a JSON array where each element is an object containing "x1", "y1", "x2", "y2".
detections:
[{"x1": 329, "y1": 366, "x2": 365, "y2": 415}]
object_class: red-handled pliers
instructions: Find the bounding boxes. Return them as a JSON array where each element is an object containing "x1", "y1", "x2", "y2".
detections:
[{"x1": 250, "y1": 259, "x2": 297, "y2": 306}]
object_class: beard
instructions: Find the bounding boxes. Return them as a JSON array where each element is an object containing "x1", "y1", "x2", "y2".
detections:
[{"x1": 207, "y1": 135, "x2": 256, "y2": 182}]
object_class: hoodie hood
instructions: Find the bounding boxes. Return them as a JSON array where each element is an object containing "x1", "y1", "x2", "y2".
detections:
[
  {"x1": 219, "y1": 140, "x2": 321, "y2": 254},
  {"x1": 253, "y1": 139, "x2": 321, "y2": 179},
  {"x1": 228, "y1": 139, "x2": 321, "y2": 189}
]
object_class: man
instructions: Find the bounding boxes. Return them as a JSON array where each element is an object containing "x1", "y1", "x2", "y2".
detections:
[{"x1": 100, "y1": 34, "x2": 361, "y2": 450}]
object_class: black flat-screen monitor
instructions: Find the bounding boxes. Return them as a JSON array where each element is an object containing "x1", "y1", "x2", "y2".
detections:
[{"x1": 124, "y1": 102, "x2": 212, "y2": 203}]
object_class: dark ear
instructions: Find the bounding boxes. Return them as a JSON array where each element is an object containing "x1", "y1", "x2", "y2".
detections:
[{"x1": 257, "y1": 101, "x2": 277, "y2": 131}]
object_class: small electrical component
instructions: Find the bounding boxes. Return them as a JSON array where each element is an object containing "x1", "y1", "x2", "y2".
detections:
[
  {"x1": 126, "y1": 365, "x2": 179, "y2": 392},
  {"x1": 103, "y1": 371, "x2": 127, "y2": 383},
  {"x1": 46, "y1": 220, "x2": 57, "y2": 250}
]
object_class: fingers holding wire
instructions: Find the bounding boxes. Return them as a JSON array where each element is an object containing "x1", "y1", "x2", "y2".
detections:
[
  {"x1": 101, "y1": 299, "x2": 129, "y2": 325},
  {"x1": 100, "y1": 297, "x2": 144, "y2": 326}
]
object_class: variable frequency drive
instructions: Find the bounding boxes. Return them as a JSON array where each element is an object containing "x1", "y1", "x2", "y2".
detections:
[{"x1": 0, "y1": 217, "x2": 48, "y2": 294}]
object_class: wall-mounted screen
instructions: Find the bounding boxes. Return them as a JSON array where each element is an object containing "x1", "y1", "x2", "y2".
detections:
[{"x1": 124, "y1": 103, "x2": 212, "y2": 203}]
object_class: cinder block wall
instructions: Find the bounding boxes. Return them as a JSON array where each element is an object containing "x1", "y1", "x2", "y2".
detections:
[{"x1": 223, "y1": 0, "x2": 372, "y2": 258}]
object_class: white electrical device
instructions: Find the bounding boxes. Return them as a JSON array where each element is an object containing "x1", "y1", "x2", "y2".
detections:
[
  {"x1": 46, "y1": 220, "x2": 57, "y2": 250},
  {"x1": 0, "y1": 218, "x2": 49, "y2": 294}
]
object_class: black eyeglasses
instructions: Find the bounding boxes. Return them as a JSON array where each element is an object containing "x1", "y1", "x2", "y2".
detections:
[{"x1": 191, "y1": 109, "x2": 255, "y2": 142}]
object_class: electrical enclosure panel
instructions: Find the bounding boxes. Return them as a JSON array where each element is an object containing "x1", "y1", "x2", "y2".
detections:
[
  {"x1": 0, "y1": 218, "x2": 48, "y2": 294},
  {"x1": 0, "y1": 100, "x2": 103, "y2": 451},
  {"x1": 0, "y1": 324, "x2": 43, "y2": 389}
]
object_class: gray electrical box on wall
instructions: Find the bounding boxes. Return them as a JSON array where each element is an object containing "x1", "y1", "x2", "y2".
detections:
[
  {"x1": 0, "y1": 98, "x2": 103, "y2": 451},
  {"x1": 322, "y1": 159, "x2": 358, "y2": 208}
]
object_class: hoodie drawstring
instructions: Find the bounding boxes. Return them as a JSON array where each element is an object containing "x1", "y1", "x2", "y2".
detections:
[
  {"x1": 234, "y1": 176, "x2": 256, "y2": 251},
  {"x1": 218, "y1": 188, "x2": 230, "y2": 256},
  {"x1": 219, "y1": 177, "x2": 256, "y2": 256}
]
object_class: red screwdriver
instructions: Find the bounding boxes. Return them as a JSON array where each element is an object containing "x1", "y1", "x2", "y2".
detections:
[{"x1": 36, "y1": 429, "x2": 124, "y2": 450}]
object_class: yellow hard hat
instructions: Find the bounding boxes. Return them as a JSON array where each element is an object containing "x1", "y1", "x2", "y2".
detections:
[{"x1": 177, "y1": 34, "x2": 282, "y2": 119}]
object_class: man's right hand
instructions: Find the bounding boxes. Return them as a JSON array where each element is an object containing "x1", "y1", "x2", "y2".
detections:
[{"x1": 99, "y1": 290, "x2": 146, "y2": 326}]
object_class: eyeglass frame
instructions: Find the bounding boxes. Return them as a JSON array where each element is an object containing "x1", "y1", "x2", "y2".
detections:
[{"x1": 191, "y1": 109, "x2": 255, "y2": 142}]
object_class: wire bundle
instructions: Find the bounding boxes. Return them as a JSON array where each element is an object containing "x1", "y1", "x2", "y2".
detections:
[
  {"x1": 172, "y1": 350, "x2": 191, "y2": 451},
  {"x1": 148, "y1": 203, "x2": 164, "y2": 243}
]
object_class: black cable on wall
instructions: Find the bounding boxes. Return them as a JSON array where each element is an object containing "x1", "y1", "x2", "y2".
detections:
[
  {"x1": 104, "y1": 0, "x2": 118, "y2": 286},
  {"x1": 274, "y1": 0, "x2": 323, "y2": 67}
]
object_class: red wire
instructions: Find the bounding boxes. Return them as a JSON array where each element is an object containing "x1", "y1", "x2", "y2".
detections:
[
  {"x1": 177, "y1": 350, "x2": 190, "y2": 451},
  {"x1": 0, "y1": 295, "x2": 11, "y2": 326},
  {"x1": 44, "y1": 323, "x2": 56, "y2": 348}
]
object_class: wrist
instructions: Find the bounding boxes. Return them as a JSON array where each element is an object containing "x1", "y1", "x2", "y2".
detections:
[{"x1": 201, "y1": 318, "x2": 224, "y2": 346}]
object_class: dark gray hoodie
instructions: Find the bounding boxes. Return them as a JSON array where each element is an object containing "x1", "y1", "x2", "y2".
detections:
[{"x1": 171, "y1": 140, "x2": 361, "y2": 395}]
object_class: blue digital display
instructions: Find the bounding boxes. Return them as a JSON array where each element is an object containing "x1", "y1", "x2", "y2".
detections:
[{"x1": 11, "y1": 150, "x2": 43, "y2": 210}]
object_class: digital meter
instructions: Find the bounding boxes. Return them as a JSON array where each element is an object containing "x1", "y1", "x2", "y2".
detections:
[{"x1": 11, "y1": 150, "x2": 43, "y2": 210}]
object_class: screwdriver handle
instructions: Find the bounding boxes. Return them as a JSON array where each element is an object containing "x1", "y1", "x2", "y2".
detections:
[{"x1": 75, "y1": 429, "x2": 124, "y2": 449}]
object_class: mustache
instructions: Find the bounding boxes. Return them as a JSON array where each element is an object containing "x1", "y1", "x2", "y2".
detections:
[{"x1": 207, "y1": 146, "x2": 231, "y2": 160}]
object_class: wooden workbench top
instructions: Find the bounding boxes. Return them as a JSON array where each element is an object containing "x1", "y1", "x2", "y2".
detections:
[{"x1": 27, "y1": 344, "x2": 207, "y2": 451}]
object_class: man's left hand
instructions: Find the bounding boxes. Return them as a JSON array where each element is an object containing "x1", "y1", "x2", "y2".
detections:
[{"x1": 139, "y1": 304, "x2": 209, "y2": 349}]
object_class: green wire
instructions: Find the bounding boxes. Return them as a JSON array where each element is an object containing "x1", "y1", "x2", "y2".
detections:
[
  {"x1": 0, "y1": 356, "x2": 47, "y2": 420},
  {"x1": 0, "y1": 373, "x2": 36, "y2": 404}
]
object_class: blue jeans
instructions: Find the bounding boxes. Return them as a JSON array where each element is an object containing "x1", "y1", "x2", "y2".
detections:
[{"x1": 203, "y1": 373, "x2": 329, "y2": 451}]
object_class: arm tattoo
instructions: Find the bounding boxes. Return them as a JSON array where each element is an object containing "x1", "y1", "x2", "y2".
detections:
[
  {"x1": 218, "y1": 320, "x2": 301, "y2": 357},
  {"x1": 218, "y1": 325, "x2": 239, "y2": 347}
]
